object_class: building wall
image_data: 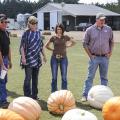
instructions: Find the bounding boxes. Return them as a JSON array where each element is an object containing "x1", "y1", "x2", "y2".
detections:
[{"x1": 37, "y1": 12, "x2": 44, "y2": 30}]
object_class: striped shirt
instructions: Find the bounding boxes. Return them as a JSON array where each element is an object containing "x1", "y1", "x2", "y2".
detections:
[{"x1": 20, "y1": 29, "x2": 43, "y2": 68}]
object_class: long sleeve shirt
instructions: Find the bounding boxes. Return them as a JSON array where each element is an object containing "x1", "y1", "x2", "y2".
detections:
[{"x1": 83, "y1": 24, "x2": 113, "y2": 55}]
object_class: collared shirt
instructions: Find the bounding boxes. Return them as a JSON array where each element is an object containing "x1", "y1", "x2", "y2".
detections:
[
  {"x1": 20, "y1": 29, "x2": 43, "y2": 68},
  {"x1": 83, "y1": 24, "x2": 113, "y2": 55}
]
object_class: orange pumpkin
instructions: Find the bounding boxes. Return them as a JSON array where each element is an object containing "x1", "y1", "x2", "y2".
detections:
[
  {"x1": 47, "y1": 90, "x2": 76, "y2": 114},
  {"x1": 102, "y1": 97, "x2": 120, "y2": 120},
  {"x1": 8, "y1": 97, "x2": 41, "y2": 120},
  {"x1": 0, "y1": 109, "x2": 25, "y2": 120}
]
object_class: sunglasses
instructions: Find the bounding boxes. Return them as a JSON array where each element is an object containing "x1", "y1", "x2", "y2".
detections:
[
  {"x1": 30, "y1": 22, "x2": 38, "y2": 25},
  {"x1": 0, "y1": 21, "x2": 9, "y2": 24}
]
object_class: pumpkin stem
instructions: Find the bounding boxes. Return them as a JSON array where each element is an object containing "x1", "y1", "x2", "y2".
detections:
[{"x1": 59, "y1": 104, "x2": 64, "y2": 111}]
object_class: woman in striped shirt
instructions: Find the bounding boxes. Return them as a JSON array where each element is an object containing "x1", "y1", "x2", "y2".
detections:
[{"x1": 20, "y1": 16, "x2": 46, "y2": 100}]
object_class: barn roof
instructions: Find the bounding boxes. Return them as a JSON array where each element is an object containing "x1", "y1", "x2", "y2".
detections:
[{"x1": 35, "y1": 3, "x2": 120, "y2": 17}]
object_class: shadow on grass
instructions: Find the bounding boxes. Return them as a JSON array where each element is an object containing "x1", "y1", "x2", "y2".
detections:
[
  {"x1": 7, "y1": 89, "x2": 22, "y2": 98},
  {"x1": 37, "y1": 100, "x2": 63, "y2": 118},
  {"x1": 49, "y1": 112, "x2": 62, "y2": 118},
  {"x1": 76, "y1": 101, "x2": 101, "y2": 111},
  {"x1": 37, "y1": 99, "x2": 48, "y2": 111}
]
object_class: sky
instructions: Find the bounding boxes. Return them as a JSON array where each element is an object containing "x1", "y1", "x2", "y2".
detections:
[
  {"x1": 79, "y1": 0, "x2": 118, "y2": 4},
  {"x1": 28, "y1": 0, "x2": 118, "y2": 4}
]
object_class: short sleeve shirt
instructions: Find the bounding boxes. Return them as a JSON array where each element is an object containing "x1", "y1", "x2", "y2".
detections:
[
  {"x1": 50, "y1": 35, "x2": 70, "y2": 57},
  {"x1": 0, "y1": 30, "x2": 10, "y2": 56}
]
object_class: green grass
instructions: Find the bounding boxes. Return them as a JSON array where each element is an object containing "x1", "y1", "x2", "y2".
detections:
[{"x1": 7, "y1": 37, "x2": 120, "y2": 120}]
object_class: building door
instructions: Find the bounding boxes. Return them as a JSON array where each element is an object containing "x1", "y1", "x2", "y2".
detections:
[
  {"x1": 50, "y1": 11, "x2": 58, "y2": 30},
  {"x1": 44, "y1": 12, "x2": 50, "y2": 30}
]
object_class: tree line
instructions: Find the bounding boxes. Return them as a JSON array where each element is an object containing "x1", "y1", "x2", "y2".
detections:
[{"x1": 0, "y1": 0, "x2": 120, "y2": 18}]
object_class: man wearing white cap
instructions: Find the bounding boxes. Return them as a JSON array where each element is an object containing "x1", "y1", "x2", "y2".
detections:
[{"x1": 81, "y1": 13, "x2": 114, "y2": 102}]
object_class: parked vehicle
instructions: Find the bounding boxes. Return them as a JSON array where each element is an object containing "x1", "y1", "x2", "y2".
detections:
[{"x1": 75, "y1": 23, "x2": 92, "y2": 31}]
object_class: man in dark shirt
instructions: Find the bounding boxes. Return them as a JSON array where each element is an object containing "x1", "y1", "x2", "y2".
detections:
[{"x1": 0, "y1": 14, "x2": 12, "y2": 108}]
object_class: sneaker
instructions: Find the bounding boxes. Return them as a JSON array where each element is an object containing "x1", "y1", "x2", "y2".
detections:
[{"x1": 81, "y1": 96, "x2": 87, "y2": 102}]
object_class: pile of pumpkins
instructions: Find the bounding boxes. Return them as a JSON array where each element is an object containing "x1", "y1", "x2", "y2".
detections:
[{"x1": 0, "y1": 85, "x2": 120, "y2": 120}]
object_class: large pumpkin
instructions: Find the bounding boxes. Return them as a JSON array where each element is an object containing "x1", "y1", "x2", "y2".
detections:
[
  {"x1": 61, "y1": 108, "x2": 98, "y2": 120},
  {"x1": 47, "y1": 90, "x2": 76, "y2": 114},
  {"x1": 102, "y1": 97, "x2": 120, "y2": 120},
  {"x1": 8, "y1": 96, "x2": 41, "y2": 120},
  {"x1": 0, "y1": 109, "x2": 25, "y2": 120},
  {"x1": 87, "y1": 85, "x2": 114, "y2": 109}
]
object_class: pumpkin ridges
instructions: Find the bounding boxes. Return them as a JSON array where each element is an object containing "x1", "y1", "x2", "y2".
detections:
[
  {"x1": 47, "y1": 90, "x2": 76, "y2": 114},
  {"x1": 9, "y1": 102, "x2": 36, "y2": 120},
  {"x1": 61, "y1": 108, "x2": 98, "y2": 120},
  {"x1": 58, "y1": 90, "x2": 68, "y2": 104},
  {"x1": 8, "y1": 97, "x2": 41, "y2": 120},
  {"x1": 102, "y1": 97, "x2": 120, "y2": 120},
  {"x1": 0, "y1": 109, "x2": 25, "y2": 120},
  {"x1": 88, "y1": 85, "x2": 114, "y2": 109},
  {"x1": 64, "y1": 106, "x2": 76, "y2": 112}
]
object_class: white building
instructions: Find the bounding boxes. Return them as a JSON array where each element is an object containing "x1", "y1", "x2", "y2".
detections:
[{"x1": 34, "y1": 3, "x2": 120, "y2": 30}]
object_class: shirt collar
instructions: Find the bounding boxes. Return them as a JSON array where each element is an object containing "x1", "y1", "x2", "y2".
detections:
[{"x1": 94, "y1": 24, "x2": 105, "y2": 30}]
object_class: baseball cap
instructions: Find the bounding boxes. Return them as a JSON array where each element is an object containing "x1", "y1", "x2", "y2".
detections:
[
  {"x1": 28, "y1": 16, "x2": 38, "y2": 24},
  {"x1": 96, "y1": 13, "x2": 106, "y2": 20}
]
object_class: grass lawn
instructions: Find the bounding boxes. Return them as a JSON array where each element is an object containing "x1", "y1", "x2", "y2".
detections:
[{"x1": 7, "y1": 37, "x2": 120, "y2": 120}]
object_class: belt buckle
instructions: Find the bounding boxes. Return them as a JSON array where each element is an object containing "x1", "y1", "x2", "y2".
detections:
[{"x1": 56, "y1": 54, "x2": 62, "y2": 59}]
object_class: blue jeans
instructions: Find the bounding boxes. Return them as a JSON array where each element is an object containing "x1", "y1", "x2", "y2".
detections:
[
  {"x1": 0, "y1": 56, "x2": 9, "y2": 104},
  {"x1": 82, "y1": 56, "x2": 109, "y2": 97},
  {"x1": 51, "y1": 56, "x2": 68, "y2": 92},
  {"x1": 23, "y1": 66, "x2": 39, "y2": 99}
]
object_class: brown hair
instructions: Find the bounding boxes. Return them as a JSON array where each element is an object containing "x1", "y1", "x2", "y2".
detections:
[{"x1": 55, "y1": 23, "x2": 65, "y2": 35}]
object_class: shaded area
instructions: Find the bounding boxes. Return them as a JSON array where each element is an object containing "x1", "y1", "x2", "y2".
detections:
[
  {"x1": 76, "y1": 101, "x2": 101, "y2": 111},
  {"x1": 37, "y1": 99, "x2": 48, "y2": 111},
  {"x1": 7, "y1": 89, "x2": 22, "y2": 98}
]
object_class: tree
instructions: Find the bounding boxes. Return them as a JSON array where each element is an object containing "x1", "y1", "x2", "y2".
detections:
[{"x1": 118, "y1": 0, "x2": 120, "y2": 5}]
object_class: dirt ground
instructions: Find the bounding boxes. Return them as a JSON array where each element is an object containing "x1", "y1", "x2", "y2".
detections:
[{"x1": 10, "y1": 30, "x2": 120, "y2": 42}]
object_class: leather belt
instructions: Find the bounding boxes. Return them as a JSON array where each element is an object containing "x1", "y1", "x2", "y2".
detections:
[
  {"x1": 92, "y1": 53, "x2": 106, "y2": 57},
  {"x1": 55, "y1": 54, "x2": 63, "y2": 59}
]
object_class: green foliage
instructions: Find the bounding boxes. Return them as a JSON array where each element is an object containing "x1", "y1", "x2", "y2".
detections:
[{"x1": 95, "y1": 1, "x2": 120, "y2": 14}]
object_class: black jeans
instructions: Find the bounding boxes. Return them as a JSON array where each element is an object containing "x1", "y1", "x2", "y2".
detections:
[{"x1": 23, "y1": 66, "x2": 39, "y2": 99}]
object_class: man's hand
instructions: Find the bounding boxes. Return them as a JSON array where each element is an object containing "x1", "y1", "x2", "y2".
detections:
[{"x1": 106, "y1": 52, "x2": 112, "y2": 59}]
